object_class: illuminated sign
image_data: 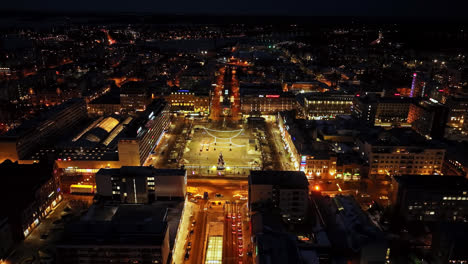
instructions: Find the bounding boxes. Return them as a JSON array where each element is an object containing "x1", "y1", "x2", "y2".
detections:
[
  {"x1": 258, "y1": 95, "x2": 264, "y2": 98},
  {"x1": 178, "y1": 90, "x2": 189, "y2": 93},
  {"x1": 266, "y1": 95, "x2": 280, "y2": 98},
  {"x1": 301, "y1": 156, "x2": 307, "y2": 163}
]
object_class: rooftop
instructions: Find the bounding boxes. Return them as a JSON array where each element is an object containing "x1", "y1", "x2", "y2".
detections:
[
  {"x1": 120, "y1": 98, "x2": 167, "y2": 139},
  {"x1": 1, "y1": 98, "x2": 85, "y2": 139},
  {"x1": 0, "y1": 160, "x2": 54, "y2": 211},
  {"x1": 394, "y1": 175, "x2": 468, "y2": 191},
  {"x1": 89, "y1": 88, "x2": 120, "y2": 105},
  {"x1": 96, "y1": 166, "x2": 186, "y2": 177},
  {"x1": 359, "y1": 127, "x2": 442, "y2": 148},
  {"x1": 249, "y1": 170, "x2": 309, "y2": 189},
  {"x1": 60, "y1": 204, "x2": 169, "y2": 246}
]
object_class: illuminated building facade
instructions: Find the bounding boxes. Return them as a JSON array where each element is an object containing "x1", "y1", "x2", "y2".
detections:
[
  {"x1": 95, "y1": 166, "x2": 187, "y2": 203},
  {"x1": 166, "y1": 90, "x2": 210, "y2": 114},
  {"x1": 0, "y1": 161, "x2": 62, "y2": 243},
  {"x1": 0, "y1": 98, "x2": 87, "y2": 162},
  {"x1": 407, "y1": 100, "x2": 449, "y2": 139},
  {"x1": 299, "y1": 92, "x2": 354, "y2": 120},
  {"x1": 87, "y1": 88, "x2": 121, "y2": 116},
  {"x1": 249, "y1": 171, "x2": 309, "y2": 223},
  {"x1": 393, "y1": 175, "x2": 468, "y2": 223},
  {"x1": 240, "y1": 92, "x2": 296, "y2": 115},
  {"x1": 352, "y1": 95, "x2": 414, "y2": 126},
  {"x1": 118, "y1": 99, "x2": 170, "y2": 166},
  {"x1": 357, "y1": 128, "x2": 445, "y2": 177},
  {"x1": 120, "y1": 81, "x2": 150, "y2": 115},
  {"x1": 444, "y1": 95, "x2": 468, "y2": 139},
  {"x1": 277, "y1": 111, "x2": 338, "y2": 179}
]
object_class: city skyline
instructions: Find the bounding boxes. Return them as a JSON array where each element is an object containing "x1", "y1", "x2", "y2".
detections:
[{"x1": 1, "y1": 11, "x2": 468, "y2": 264}]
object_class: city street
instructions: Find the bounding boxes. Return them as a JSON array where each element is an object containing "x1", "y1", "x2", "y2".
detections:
[
  {"x1": 145, "y1": 116, "x2": 187, "y2": 168},
  {"x1": 265, "y1": 119, "x2": 294, "y2": 171},
  {"x1": 180, "y1": 178, "x2": 252, "y2": 264}
]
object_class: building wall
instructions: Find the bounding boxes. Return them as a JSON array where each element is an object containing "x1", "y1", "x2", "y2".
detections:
[
  {"x1": 0, "y1": 217, "x2": 14, "y2": 259},
  {"x1": 375, "y1": 102, "x2": 410, "y2": 125},
  {"x1": 0, "y1": 99, "x2": 87, "y2": 161},
  {"x1": 167, "y1": 92, "x2": 210, "y2": 113},
  {"x1": 241, "y1": 96, "x2": 296, "y2": 115},
  {"x1": 95, "y1": 173, "x2": 112, "y2": 196},
  {"x1": 396, "y1": 187, "x2": 468, "y2": 223},
  {"x1": 367, "y1": 148, "x2": 445, "y2": 176},
  {"x1": 19, "y1": 177, "x2": 62, "y2": 240},
  {"x1": 120, "y1": 92, "x2": 148, "y2": 114},
  {"x1": 278, "y1": 189, "x2": 308, "y2": 222},
  {"x1": 249, "y1": 184, "x2": 273, "y2": 205},
  {"x1": 155, "y1": 174, "x2": 187, "y2": 199},
  {"x1": 118, "y1": 140, "x2": 141, "y2": 166},
  {"x1": 303, "y1": 156, "x2": 337, "y2": 179},
  {"x1": 87, "y1": 103, "x2": 121, "y2": 116},
  {"x1": 137, "y1": 108, "x2": 170, "y2": 166},
  {"x1": 304, "y1": 96, "x2": 353, "y2": 119},
  {"x1": 96, "y1": 168, "x2": 186, "y2": 203}
]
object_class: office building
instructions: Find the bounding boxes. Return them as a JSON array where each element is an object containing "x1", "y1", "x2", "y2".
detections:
[
  {"x1": 393, "y1": 175, "x2": 468, "y2": 223},
  {"x1": 0, "y1": 160, "x2": 62, "y2": 242},
  {"x1": 278, "y1": 111, "x2": 338, "y2": 178},
  {"x1": 240, "y1": 92, "x2": 296, "y2": 115},
  {"x1": 56, "y1": 204, "x2": 171, "y2": 264},
  {"x1": 313, "y1": 194, "x2": 387, "y2": 263},
  {"x1": 444, "y1": 95, "x2": 468, "y2": 139},
  {"x1": 96, "y1": 166, "x2": 186, "y2": 203},
  {"x1": 352, "y1": 94, "x2": 414, "y2": 126},
  {"x1": 357, "y1": 128, "x2": 445, "y2": 177},
  {"x1": 249, "y1": 171, "x2": 309, "y2": 223},
  {"x1": 298, "y1": 92, "x2": 354, "y2": 120},
  {"x1": 120, "y1": 81, "x2": 150, "y2": 115},
  {"x1": 0, "y1": 98, "x2": 87, "y2": 162},
  {"x1": 87, "y1": 88, "x2": 121, "y2": 116},
  {"x1": 166, "y1": 90, "x2": 210, "y2": 114},
  {"x1": 407, "y1": 100, "x2": 448, "y2": 139},
  {"x1": 118, "y1": 99, "x2": 170, "y2": 166}
]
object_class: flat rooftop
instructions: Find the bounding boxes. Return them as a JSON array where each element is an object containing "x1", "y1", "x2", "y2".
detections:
[
  {"x1": 1, "y1": 98, "x2": 85, "y2": 139},
  {"x1": 394, "y1": 175, "x2": 468, "y2": 191},
  {"x1": 61, "y1": 204, "x2": 170, "y2": 245},
  {"x1": 359, "y1": 127, "x2": 443, "y2": 148},
  {"x1": 120, "y1": 98, "x2": 167, "y2": 139},
  {"x1": 97, "y1": 166, "x2": 186, "y2": 177},
  {"x1": 249, "y1": 170, "x2": 308, "y2": 189}
]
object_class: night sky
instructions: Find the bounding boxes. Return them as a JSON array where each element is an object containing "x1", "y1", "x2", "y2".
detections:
[{"x1": 1, "y1": 0, "x2": 467, "y2": 17}]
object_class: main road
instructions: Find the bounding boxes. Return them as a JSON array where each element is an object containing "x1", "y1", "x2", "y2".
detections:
[{"x1": 184, "y1": 178, "x2": 252, "y2": 264}]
